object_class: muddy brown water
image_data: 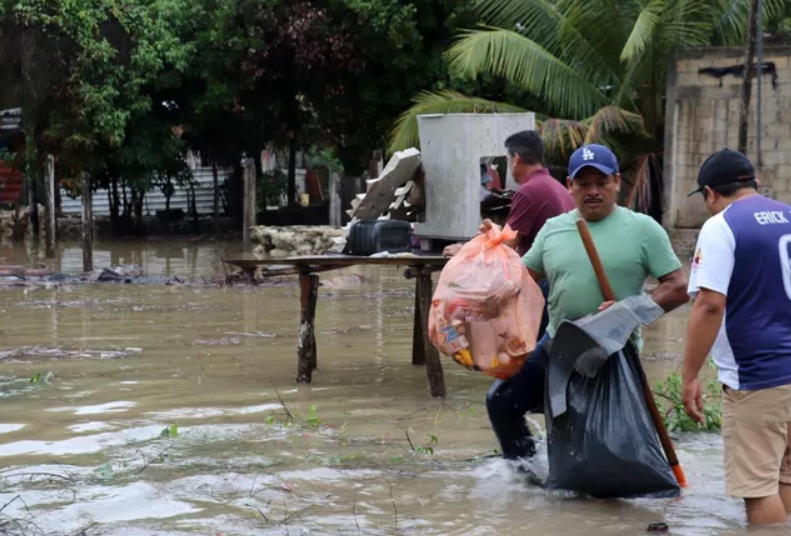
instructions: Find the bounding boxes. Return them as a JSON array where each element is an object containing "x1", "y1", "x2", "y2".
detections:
[{"x1": 0, "y1": 240, "x2": 788, "y2": 535}]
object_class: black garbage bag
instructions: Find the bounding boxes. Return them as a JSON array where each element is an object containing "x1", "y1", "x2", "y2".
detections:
[{"x1": 543, "y1": 322, "x2": 680, "y2": 499}]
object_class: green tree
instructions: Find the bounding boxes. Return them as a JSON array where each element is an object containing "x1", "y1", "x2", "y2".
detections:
[{"x1": 0, "y1": 0, "x2": 194, "y2": 229}]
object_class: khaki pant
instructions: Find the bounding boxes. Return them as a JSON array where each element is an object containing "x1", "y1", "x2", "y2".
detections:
[{"x1": 723, "y1": 383, "x2": 791, "y2": 498}]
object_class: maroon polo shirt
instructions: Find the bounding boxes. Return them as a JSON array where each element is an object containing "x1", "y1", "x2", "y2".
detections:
[{"x1": 506, "y1": 168, "x2": 575, "y2": 257}]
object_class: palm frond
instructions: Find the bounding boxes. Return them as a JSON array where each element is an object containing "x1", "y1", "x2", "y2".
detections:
[
  {"x1": 656, "y1": 0, "x2": 713, "y2": 49},
  {"x1": 624, "y1": 152, "x2": 662, "y2": 213},
  {"x1": 556, "y1": 0, "x2": 633, "y2": 74},
  {"x1": 616, "y1": 0, "x2": 711, "y2": 109},
  {"x1": 473, "y1": 0, "x2": 623, "y2": 86},
  {"x1": 583, "y1": 105, "x2": 648, "y2": 144},
  {"x1": 620, "y1": 0, "x2": 663, "y2": 64},
  {"x1": 538, "y1": 117, "x2": 587, "y2": 162},
  {"x1": 711, "y1": 0, "x2": 789, "y2": 45},
  {"x1": 446, "y1": 28, "x2": 611, "y2": 118},
  {"x1": 387, "y1": 91, "x2": 527, "y2": 154}
]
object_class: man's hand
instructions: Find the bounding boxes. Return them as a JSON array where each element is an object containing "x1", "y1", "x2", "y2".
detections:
[
  {"x1": 443, "y1": 243, "x2": 463, "y2": 258},
  {"x1": 682, "y1": 376, "x2": 705, "y2": 424},
  {"x1": 598, "y1": 300, "x2": 615, "y2": 312},
  {"x1": 479, "y1": 219, "x2": 494, "y2": 234}
]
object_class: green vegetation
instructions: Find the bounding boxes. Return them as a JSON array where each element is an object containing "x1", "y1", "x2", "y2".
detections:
[
  {"x1": 159, "y1": 424, "x2": 179, "y2": 438},
  {"x1": 653, "y1": 359, "x2": 723, "y2": 433},
  {"x1": 29, "y1": 371, "x2": 56, "y2": 386}
]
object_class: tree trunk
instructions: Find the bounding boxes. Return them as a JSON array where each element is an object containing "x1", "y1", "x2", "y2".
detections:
[
  {"x1": 287, "y1": 137, "x2": 297, "y2": 206},
  {"x1": 738, "y1": 0, "x2": 760, "y2": 154},
  {"x1": 110, "y1": 175, "x2": 120, "y2": 221},
  {"x1": 190, "y1": 181, "x2": 198, "y2": 230},
  {"x1": 122, "y1": 178, "x2": 130, "y2": 217}
]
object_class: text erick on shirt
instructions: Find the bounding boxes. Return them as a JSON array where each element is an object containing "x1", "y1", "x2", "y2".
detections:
[
  {"x1": 688, "y1": 195, "x2": 791, "y2": 390},
  {"x1": 506, "y1": 168, "x2": 575, "y2": 257}
]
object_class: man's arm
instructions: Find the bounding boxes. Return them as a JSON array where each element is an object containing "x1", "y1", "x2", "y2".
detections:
[
  {"x1": 503, "y1": 189, "x2": 534, "y2": 250},
  {"x1": 680, "y1": 217, "x2": 734, "y2": 423},
  {"x1": 682, "y1": 288, "x2": 725, "y2": 381},
  {"x1": 650, "y1": 268, "x2": 689, "y2": 313},
  {"x1": 641, "y1": 217, "x2": 689, "y2": 312},
  {"x1": 681, "y1": 287, "x2": 725, "y2": 423}
]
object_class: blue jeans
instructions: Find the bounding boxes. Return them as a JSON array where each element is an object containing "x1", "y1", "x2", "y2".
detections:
[{"x1": 485, "y1": 279, "x2": 550, "y2": 459}]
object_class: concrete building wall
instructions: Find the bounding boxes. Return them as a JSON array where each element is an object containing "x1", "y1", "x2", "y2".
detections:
[{"x1": 663, "y1": 46, "x2": 791, "y2": 231}]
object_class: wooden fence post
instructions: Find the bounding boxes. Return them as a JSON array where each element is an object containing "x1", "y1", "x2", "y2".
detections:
[
  {"x1": 81, "y1": 173, "x2": 93, "y2": 273},
  {"x1": 44, "y1": 154, "x2": 56, "y2": 258},
  {"x1": 243, "y1": 157, "x2": 256, "y2": 247},
  {"x1": 329, "y1": 172, "x2": 342, "y2": 227}
]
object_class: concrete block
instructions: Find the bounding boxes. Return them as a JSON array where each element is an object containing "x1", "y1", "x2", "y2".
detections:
[
  {"x1": 766, "y1": 123, "x2": 790, "y2": 141},
  {"x1": 352, "y1": 147, "x2": 421, "y2": 221},
  {"x1": 771, "y1": 56, "x2": 790, "y2": 70},
  {"x1": 761, "y1": 150, "x2": 780, "y2": 167},
  {"x1": 414, "y1": 112, "x2": 536, "y2": 240},
  {"x1": 776, "y1": 137, "x2": 791, "y2": 153},
  {"x1": 677, "y1": 72, "x2": 699, "y2": 87}
]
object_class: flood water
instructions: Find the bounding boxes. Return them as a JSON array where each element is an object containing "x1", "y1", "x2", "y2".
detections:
[{"x1": 0, "y1": 240, "x2": 787, "y2": 535}]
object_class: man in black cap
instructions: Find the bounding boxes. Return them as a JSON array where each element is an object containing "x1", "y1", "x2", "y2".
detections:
[{"x1": 682, "y1": 148, "x2": 791, "y2": 525}]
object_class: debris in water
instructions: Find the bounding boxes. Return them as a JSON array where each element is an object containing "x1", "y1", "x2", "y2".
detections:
[{"x1": 647, "y1": 522, "x2": 668, "y2": 532}]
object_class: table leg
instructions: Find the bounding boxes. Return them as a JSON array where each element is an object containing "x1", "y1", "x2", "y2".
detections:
[
  {"x1": 297, "y1": 272, "x2": 319, "y2": 383},
  {"x1": 412, "y1": 280, "x2": 426, "y2": 366},
  {"x1": 416, "y1": 272, "x2": 445, "y2": 398}
]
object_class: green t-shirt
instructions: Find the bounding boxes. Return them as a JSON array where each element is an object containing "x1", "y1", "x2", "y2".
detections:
[{"x1": 522, "y1": 206, "x2": 682, "y2": 351}]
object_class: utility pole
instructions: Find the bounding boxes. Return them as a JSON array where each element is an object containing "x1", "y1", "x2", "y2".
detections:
[{"x1": 738, "y1": 0, "x2": 761, "y2": 155}]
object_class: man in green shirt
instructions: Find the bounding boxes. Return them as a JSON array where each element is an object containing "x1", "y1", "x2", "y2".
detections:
[{"x1": 486, "y1": 144, "x2": 689, "y2": 462}]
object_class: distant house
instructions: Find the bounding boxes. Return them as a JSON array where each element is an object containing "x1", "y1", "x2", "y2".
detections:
[{"x1": 0, "y1": 108, "x2": 24, "y2": 206}]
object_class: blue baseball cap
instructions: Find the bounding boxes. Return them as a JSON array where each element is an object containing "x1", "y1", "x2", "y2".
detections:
[{"x1": 568, "y1": 144, "x2": 619, "y2": 179}]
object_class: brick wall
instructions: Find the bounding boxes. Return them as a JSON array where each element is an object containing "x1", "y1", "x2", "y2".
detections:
[{"x1": 663, "y1": 46, "x2": 791, "y2": 230}]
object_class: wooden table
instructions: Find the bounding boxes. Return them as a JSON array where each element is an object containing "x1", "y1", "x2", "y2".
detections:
[{"x1": 223, "y1": 254, "x2": 450, "y2": 397}]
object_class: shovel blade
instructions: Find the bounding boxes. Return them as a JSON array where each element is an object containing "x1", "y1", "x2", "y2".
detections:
[{"x1": 570, "y1": 295, "x2": 664, "y2": 358}]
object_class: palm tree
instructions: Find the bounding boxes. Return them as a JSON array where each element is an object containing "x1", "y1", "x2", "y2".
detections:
[{"x1": 389, "y1": 0, "x2": 790, "y2": 212}]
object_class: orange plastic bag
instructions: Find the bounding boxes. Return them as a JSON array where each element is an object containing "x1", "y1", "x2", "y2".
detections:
[{"x1": 428, "y1": 224, "x2": 545, "y2": 379}]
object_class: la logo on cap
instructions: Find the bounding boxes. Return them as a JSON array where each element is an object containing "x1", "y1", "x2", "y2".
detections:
[{"x1": 582, "y1": 148, "x2": 595, "y2": 161}]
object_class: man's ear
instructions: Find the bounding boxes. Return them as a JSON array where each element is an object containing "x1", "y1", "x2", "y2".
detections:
[
  {"x1": 703, "y1": 185, "x2": 714, "y2": 200},
  {"x1": 566, "y1": 177, "x2": 573, "y2": 191},
  {"x1": 613, "y1": 173, "x2": 622, "y2": 191}
]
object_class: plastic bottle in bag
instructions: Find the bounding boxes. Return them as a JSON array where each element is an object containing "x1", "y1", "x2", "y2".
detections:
[{"x1": 428, "y1": 223, "x2": 545, "y2": 379}]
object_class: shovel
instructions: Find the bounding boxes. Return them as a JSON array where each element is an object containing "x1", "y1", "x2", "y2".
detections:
[{"x1": 571, "y1": 217, "x2": 687, "y2": 488}]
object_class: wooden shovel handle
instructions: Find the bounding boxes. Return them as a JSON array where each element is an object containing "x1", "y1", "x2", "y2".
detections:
[
  {"x1": 575, "y1": 219, "x2": 616, "y2": 302},
  {"x1": 575, "y1": 217, "x2": 688, "y2": 488}
]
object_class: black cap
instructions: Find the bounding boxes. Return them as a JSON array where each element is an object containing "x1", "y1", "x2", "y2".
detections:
[{"x1": 688, "y1": 148, "x2": 755, "y2": 197}]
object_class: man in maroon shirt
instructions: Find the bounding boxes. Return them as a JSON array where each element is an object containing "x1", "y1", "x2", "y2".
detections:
[{"x1": 503, "y1": 131, "x2": 576, "y2": 257}]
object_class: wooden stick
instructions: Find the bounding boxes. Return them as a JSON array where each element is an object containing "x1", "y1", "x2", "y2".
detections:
[
  {"x1": 575, "y1": 219, "x2": 615, "y2": 302},
  {"x1": 575, "y1": 218, "x2": 687, "y2": 488}
]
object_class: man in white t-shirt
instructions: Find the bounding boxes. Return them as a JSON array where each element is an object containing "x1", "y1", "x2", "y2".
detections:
[{"x1": 683, "y1": 148, "x2": 791, "y2": 525}]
